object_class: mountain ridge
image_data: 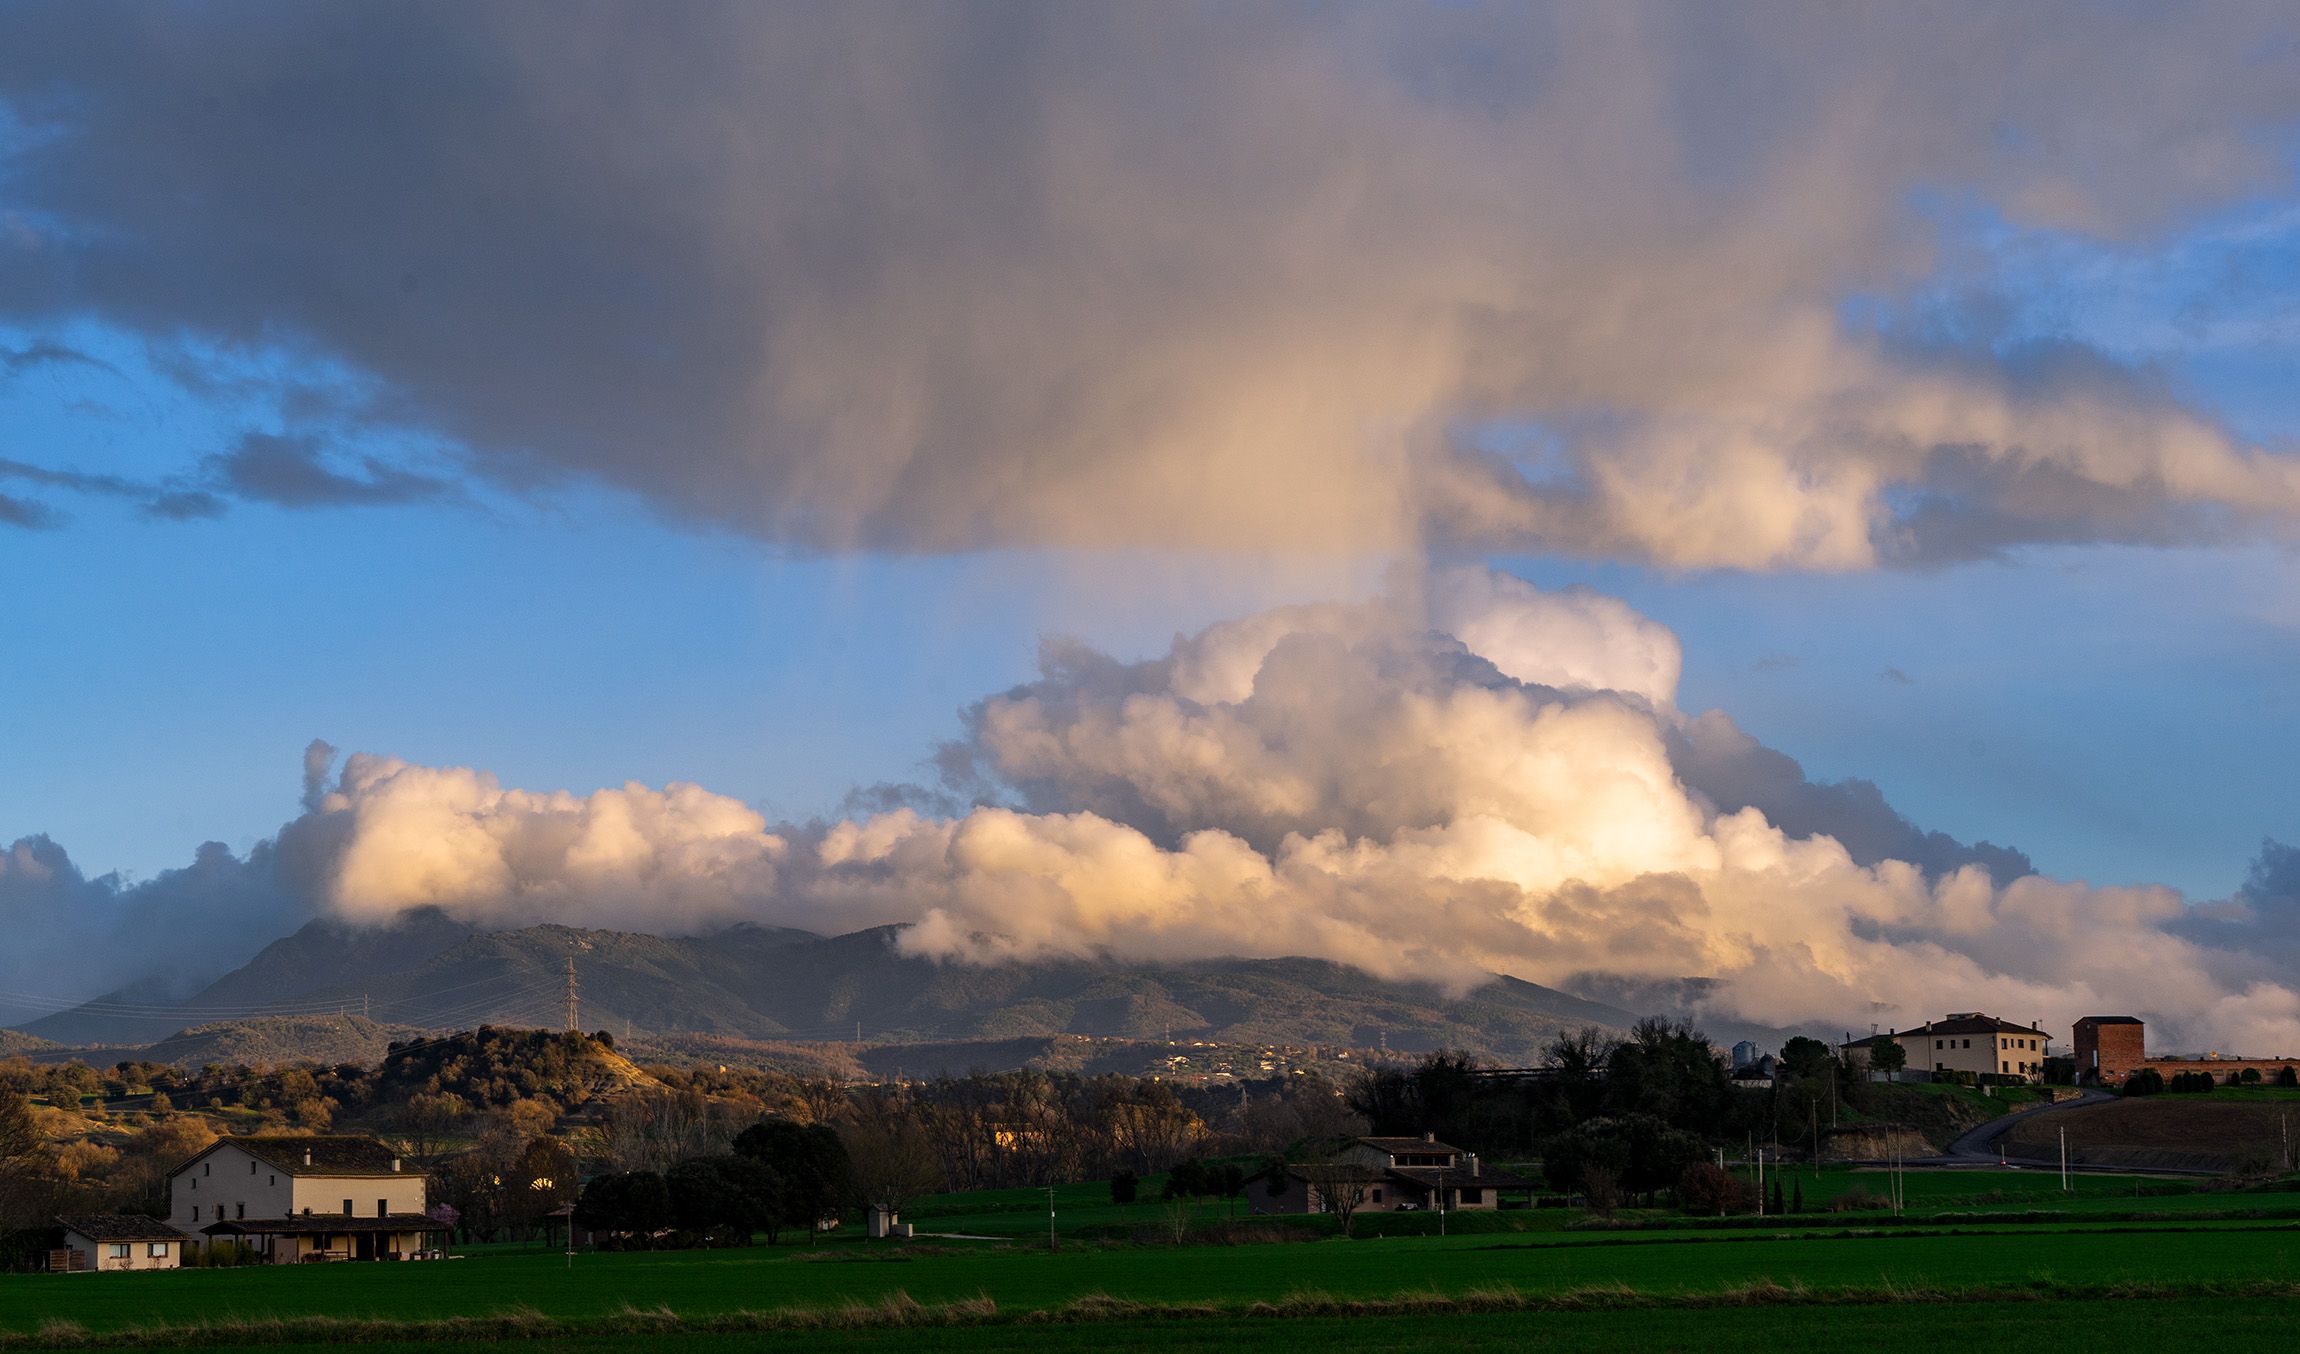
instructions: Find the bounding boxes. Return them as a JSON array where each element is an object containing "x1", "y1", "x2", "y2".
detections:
[{"x1": 13, "y1": 914, "x2": 1641, "y2": 1064}]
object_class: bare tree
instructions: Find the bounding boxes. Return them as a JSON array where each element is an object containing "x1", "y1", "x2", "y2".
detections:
[
  {"x1": 841, "y1": 1096, "x2": 944, "y2": 1213},
  {"x1": 1295, "y1": 1161, "x2": 1376, "y2": 1238}
]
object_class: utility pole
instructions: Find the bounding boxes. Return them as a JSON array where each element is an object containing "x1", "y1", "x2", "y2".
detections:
[
  {"x1": 1046, "y1": 1185, "x2": 1057, "y2": 1251},
  {"x1": 565, "y1": 958, "x2": 579, "y2": 1033},
  {"x1": 2059, "y1": 1127, "x2": 2070, "y2": 1192}
]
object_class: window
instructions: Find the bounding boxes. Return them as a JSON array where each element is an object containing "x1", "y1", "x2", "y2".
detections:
[
  {"x1": 251, "y1": 1161, "x2": 257, "y2": 1173},
  {"x1": 204, "y1": 1162, "x2": 211, "y2": 1176},
  {"x1": 236, "y1": 1203, "x2": 245, "y2": 1219},
  {"x1": 1371, "y1": 1188, "x2": 1383, "y2": 1203},
  {"x1": 192, "y1": 1205, "x2": 200, "y2": 1222},
  {"x1": 108, "y1": 1243, "x2": 130, "y2": 1259},
  {"x1": 378, "y1": 1199, "x2": 389, "y2": 1217},
  {"x1": 147, "y1": 1243, "x2": 169, "y2": 1258},
  {"x1": 344, "y1": 1199, "x2": 355, "y2": 1216}
]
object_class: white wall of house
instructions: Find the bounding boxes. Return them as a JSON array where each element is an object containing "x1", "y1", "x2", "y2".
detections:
[
  {"x1": 168, "y1": 1142, "x2": 428, "y2": 1259},
  {"x1": 63, "y1": 1232, "x2": 180, "y2": 1272}
]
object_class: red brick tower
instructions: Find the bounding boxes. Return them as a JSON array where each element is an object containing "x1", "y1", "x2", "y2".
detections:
[{"x1": 2073, "y1": 1016, "x2": 2145, "y2": 1084}]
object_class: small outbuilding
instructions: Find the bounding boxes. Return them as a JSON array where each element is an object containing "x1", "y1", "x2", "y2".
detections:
[{"x1": 55, "y1": 1215, "x2": 187, "y2": 1272}]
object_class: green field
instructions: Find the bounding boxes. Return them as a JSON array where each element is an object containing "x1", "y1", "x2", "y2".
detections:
[
  {"x1": 9, "y1": 1171, "x2": 2300, "y2": 1351},
  {"x1": 8, "y1": 1219, "x2": 2300, "y2": 1334},
  {"x1": 10, "y1": 1302, "x2": 2298, "y2": 1354}
]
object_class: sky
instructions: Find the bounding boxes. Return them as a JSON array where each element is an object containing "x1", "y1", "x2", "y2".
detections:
[{"x1": 2, "y1": 3, "x2": 2298, "y2": 1049}]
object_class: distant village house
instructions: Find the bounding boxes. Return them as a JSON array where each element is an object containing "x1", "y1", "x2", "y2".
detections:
[{"x1": 1257, "y1": 1134, "x2": 1534, "y2": 1215}]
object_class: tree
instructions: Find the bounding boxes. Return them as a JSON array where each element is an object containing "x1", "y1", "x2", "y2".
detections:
[
  {"x1": 733, "y1": 1118, "x2": 852, "y2": 1243},
  {"x1": 1868, "y1": 1038, "x2": 1907, "y2": 1081},
  {"x1": 573, "y1": 1171, "x2": 673, "y2": 1245},
  {"x1": 1294, "y1": 1160, "x2": 1374, "y2": 1238},
  {"x1": 0, "y1": 1089, "x2": 45, "y2": 1228},
  {"x1": 2278, "y1": 1067, "x2": 2298, "y2": 1089},
  {"x1": 839, "y1": 1108, "x2": 942, "y2": 1219},
  {"x1": 1779, "y1": 1038, "x2": 1833, "y2": 1082},
  {"x1": 1110, "y1": 1170, "x2": 1138, "y2": 1206}
]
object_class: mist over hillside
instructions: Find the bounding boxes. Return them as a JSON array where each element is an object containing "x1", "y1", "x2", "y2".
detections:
[{"x1": 11, "y1": 911, "x2": 1642, "y2": 1065}]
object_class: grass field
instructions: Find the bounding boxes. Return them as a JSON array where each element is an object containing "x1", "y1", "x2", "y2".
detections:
[
  {"x1": 8, "y1": 1217, "x2": 2300, "y2": 1334},
  {"x1": 9, "y1": 1170, "x2": 2299, "y2": 1351}
]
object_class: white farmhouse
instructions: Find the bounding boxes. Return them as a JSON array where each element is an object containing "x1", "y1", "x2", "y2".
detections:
[{"x1": 169, "y1": 1135, "x2": 446, "y2": 1263}]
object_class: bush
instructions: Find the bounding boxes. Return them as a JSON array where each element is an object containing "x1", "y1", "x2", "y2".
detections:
[
  {"x1": 2241, "y1": 1068, "x2": 2263, "y2": 1085},
  {"x1": 2169, "y1": 1071, "x2": 2217, "y2": 1094},
  {"x1": 1110, "y1": 1170, "x2": 1138, "y2": 1206},
  {"x1": 2279, "y1": 1066, "x2": 2298, "y2": 1088},
  {"x1": 1674, "y1": 1162, "x2": 1756, "y2": 1215},
  {"x1": 1826, "y1": 1186, "x2": 1889, "y2": 1212},
  {"x1": 2123, "y1": 1069, "x2": 2165, "y2": 1096}
]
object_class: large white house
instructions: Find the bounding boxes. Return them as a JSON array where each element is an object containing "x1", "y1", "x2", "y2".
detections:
[{"x1": 169, "y1": 1135, "x2": 446, "y2": 1263}]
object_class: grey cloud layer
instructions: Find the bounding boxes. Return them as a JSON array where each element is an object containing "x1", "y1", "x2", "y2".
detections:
[{"x1": 3, "y1": 4, "x2": 2299, "y2": 564}]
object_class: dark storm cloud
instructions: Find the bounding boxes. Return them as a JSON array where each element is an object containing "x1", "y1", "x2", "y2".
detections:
[
  {"x1": 204, "y1": 432, "x2": 453, "y2": 508},
  {"x1": 1, "y1": 3, "x2": 2298, "y2": 566}
]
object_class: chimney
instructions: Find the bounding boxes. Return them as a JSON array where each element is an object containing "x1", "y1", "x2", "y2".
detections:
[
  {"x1": 303, "y1": 1148, "x2": 313, "y2": 1167},
  {"x1": 1422, "y1": 1131, "x2": 1435, "y2": 1144},
  {"x1": 392, "y1": 1158, "x2": 402, "y2": 1173},
  {"x1": 1466, "y1": 1153, "x2": 1480, "y2": 1176}
]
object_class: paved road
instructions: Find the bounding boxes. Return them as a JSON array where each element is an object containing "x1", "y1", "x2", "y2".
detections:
[{"x1": 1941, "y1": 1088, "x2": 2116, "y2": 1162}]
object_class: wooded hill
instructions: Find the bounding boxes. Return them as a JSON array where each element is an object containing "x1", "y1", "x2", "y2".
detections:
[{"x1": 17, "y1": 911, "x2": 1638, "y2": 1065}]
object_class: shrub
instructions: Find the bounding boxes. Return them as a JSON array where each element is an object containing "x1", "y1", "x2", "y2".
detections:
[
  {"x1": 1110, "y1": 1170, "x2": 1138, "y2": 1206},
  {"x1": 1674, "y1": 1162, "x2": 1756, "y2": 1215},
  {"x1": 2168, "y1": 1071, "x2": 2217, "y2": 1094},
  {"x1": 2278, "y1": 1066, "x2": 2298, "y2": 1088},
  {"x1": 2241, "y1": 1068, "x2": 2263, "y2": 1085},
  {"x1": 1826, "y1": 1186, "x2": 1888, "y2": 1212},
  {"x1": 2123, "y1": 1069, "x2": 2164, "y2": 1096}
]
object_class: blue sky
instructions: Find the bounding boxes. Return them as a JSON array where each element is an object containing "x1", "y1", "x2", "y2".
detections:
[{"x1": 4, "y1": 3, "x2": 2299, "y2": 917}]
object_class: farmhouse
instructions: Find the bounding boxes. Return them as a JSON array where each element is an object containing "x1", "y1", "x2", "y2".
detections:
[
  {"x1": 53, "y1": 1216, "x2": 187, "y2": 1272},
  {"x1": 168, "y1": 1135, "x2": 446, "y2": 1263},
  {"x1": 1842, "y1": 1013, "x2": 2050, "y2": 1083},
  {"x1": 1255, "y1": 1133, "x2": 1536, "y2": 1215}
]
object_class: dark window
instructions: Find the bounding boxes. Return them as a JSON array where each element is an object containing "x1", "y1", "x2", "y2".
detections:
[
  {"x1": 236, "y1": 1203, "x2": 244, "y2": 1219},
  {"x1": 378, "y1": 1199, "x2": 388, "y2": 1218},
  {"x1": 192, "y1": 1205, "x2": 200, "y2": 1222},
  {"x1": 344, "y1": 1199, "x2": 354, "y2": 1216}
]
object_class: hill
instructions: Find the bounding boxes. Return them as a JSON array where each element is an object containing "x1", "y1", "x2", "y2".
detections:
[
  {"x1": 15, "y1": 916, "x2": 1640, "y2": 1068},
  {"x1": 138, "y1": 1014, "x2": 409, "y2": 1069},
  {"x1": 2000, "y1": 1092, "x2": 2300, "y2": 1172},
  {"x1": 0, "y1": 1028, "x2": 58, "y2": 1058}
]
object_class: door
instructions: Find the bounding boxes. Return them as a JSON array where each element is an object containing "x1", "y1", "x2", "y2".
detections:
[{"x1": 355, "y1": 1232, "x2": 376, "y2": 1262}]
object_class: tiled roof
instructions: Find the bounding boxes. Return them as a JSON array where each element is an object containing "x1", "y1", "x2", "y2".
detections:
[
  {"x1": 1358, "y1": 1136, "x2": 1463, "y2": 1154},
  {"x1": 177, "y1": 1136, "x2": 411, "y2": 1179},
  {"x1": 2076, "y1": 1015, "x2": 2144, "y2": 1025},
  {"x1": 1893, "y1": 1015, "x2": 2046, "y2": 1038},
  {"x1": 1388, "y1": 1164, "x2": 1536, "y2": 1190},
  {"x1": 58, "y1": 1215, "x2": 187, "y2": 1242}
]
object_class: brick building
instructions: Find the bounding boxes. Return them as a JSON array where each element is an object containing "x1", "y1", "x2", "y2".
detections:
[
  {"x1": 2073, "y1": 1015, "x2": 2147, "y2": 1084},
  {"x1": 2073, "y1": 1015, "x2": 2300, "y2": 1087}
]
